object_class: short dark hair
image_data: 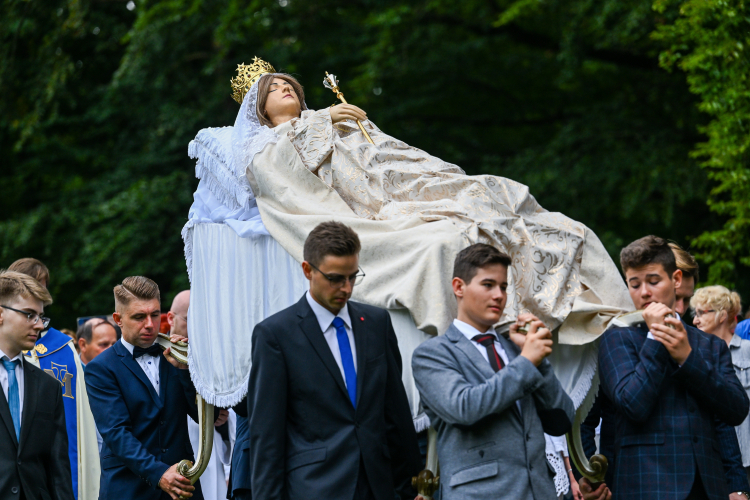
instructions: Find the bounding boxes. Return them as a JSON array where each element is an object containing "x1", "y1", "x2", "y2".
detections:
[
  {"x1": 8, "y1": 258, "x2": 50, "y2": 286},
  {"x1": 620, "y1": 235, "x2": 677, "y2": 275},
  {"x1": 453, "y1": 244, "x2": 511, "y2": 284},
  {"x1": 303, "y1": 221, "x2": 361, "y2": 267}
]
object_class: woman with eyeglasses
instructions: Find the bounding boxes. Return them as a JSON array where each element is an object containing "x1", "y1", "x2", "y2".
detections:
[{"x1": 691, "y1": 285, "x2": 750, "y2": 483}]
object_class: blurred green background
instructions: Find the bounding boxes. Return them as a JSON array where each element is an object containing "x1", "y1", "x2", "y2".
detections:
[{"x1": 2, "y1": 0, "x2": 749, "y2": 328}]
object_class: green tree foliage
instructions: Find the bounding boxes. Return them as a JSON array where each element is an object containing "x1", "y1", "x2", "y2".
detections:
[
  {"x1": 653, "y1": 0, "x2": 750, "y2": 288},
  {"x1": 1, "y1": 0, "x2": 743, "y2": 327}
]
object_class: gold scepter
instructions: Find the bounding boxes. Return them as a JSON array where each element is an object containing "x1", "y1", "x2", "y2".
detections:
[{"x1": 323, "y1": 72, "x2": 375, "y2": 144}]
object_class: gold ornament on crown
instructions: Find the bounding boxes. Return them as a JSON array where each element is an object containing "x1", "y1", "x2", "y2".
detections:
[{"x1": 230, "y1": 57, "x2": 276, "y2": 104}]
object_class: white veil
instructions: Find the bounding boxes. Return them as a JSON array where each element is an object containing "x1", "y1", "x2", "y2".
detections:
[
  {"x1": 183, "y1": 77, "x2": 282, "y2": 281},
  {"x1": 182, "y1": 75, "x2": 309, "y2": 407}
]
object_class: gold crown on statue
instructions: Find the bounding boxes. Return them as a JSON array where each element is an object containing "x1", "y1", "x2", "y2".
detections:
[{"x1": 230, "y1": 57, "x2": 276, "y2": 104}]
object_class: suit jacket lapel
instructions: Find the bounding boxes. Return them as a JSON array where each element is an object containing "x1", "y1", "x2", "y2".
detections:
[
  {"x1": 18, "y1": 362, "x2": 38, "y2": 452},
  {"x1": 497, "y1": 335, "x2": 524, "y2": 423},
  {"x1": 115, "y1": 342, "x2": 162, "y2": 408},
  {"x1": 159, "y1": 354, "x2": 169, "y2": 404},
  {"x1": 348, "y1": 302, "x2": 366, "y2": 410},
  {"x1": 296, "y1": 297, "x2": 350, "y2": 403},
  {"x1": 446, "y1": 326, "x2": 496, "y2": 380},
  {"x1": 0, "y1": 371, "x2": 18, "y2": 449}
]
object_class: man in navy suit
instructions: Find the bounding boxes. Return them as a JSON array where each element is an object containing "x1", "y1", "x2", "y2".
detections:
[
  {"x1": 247, "y1": 221, "x2": 422, "y2": 500},
  {"x1": 598, "y1": 235, "x2": 749, "y2": 500},
  {"x1": 85, "y1": 276, "x2": 202, "y2": 500}
]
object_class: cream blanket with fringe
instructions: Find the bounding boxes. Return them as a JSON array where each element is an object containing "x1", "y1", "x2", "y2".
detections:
[{"x1": 246, "y1": 110, "x2": 633, "y2": 343}]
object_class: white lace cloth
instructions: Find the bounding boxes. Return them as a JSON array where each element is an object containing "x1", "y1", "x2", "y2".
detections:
[
  {"x1": 545, "y1": 433, "x2": 570, "y2": 497},
  {"x1": 183, "y1": 77, "x2": 278, "y2": 282}
]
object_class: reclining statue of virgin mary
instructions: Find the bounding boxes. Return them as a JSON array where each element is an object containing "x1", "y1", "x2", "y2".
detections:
[{"x1": 181, "y1": 57, "x2": 633, "y2": 490}]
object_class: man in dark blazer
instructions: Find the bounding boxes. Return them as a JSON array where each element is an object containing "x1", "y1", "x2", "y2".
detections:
[
  {"x1": 579, "y1": 242, "x2": 750, "y2": 500},
  {"x1": 85, "y1": 276, "x2": 202, "y2": 500},
  {"x1": 247, "y1": 221, "x2": 422, "y2": 500},
  {"x1": 0, "y1": 271, "x2": 74, "y2": 500},
  {"x1": 598, "y1": 236, "x2": 749, "y2": 500}
]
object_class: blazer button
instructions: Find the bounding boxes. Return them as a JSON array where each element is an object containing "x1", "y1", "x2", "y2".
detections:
[
  {"x1": 160, "y1": 420, "x2": 165, "y2": 425},
  {"x1": 16, "y1": 460, "x2": 21, "y2": 466},
  {"x1": 162, "y1": 448, "x2": 168, "y2": 453},
  {"x1": 693, "y1": 436, "x2": 699, "y2": 443},
  {"x1": 11, "y1": 486, "x2": 18, "y2": 494},
  {"x1": 526, "y1": 433, "x2": 531, "y2": 441}
]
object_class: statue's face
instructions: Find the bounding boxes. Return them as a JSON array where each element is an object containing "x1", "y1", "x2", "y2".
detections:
[{"x1": 264, "y1": 77, "x2": 301, "y2": 125}]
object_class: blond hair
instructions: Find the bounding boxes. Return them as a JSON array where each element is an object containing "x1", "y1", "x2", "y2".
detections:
[
  {"x1": 0, "y1": 270, "x2": 53, "y2": 306},
  {"x1": 9, "y1": 258, "x2": 50, "y2": 286},
  {"x1": 669, "y1": 242, "x2": 700, "y2": 283},
  {"x1": 113, "y1": 276, "x2": 160, "y2": 311},
  {"x1": 690, "y1": 285, "x2": 742, "y2": 319}
]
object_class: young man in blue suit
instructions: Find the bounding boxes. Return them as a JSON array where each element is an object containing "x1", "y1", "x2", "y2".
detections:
[
  {"x1": 598, "y1": 235, "x2": 749, "y2": 500},
  {"x1": 412, "y1": 243, "x2": 575, "y2": 500},
  {"x1": 85, "y1": 276, "x2": 202, "y2": 500},
  {"x1": 247, "y1": 221, "x2": 422, "y2": 500}
]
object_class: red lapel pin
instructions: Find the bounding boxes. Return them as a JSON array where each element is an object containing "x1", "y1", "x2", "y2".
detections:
[{"x1": 360, "y1": 317, "x2": 364, "y2": 321}]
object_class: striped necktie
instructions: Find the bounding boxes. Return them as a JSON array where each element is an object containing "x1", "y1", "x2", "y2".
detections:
[{"x1": 472, "y1": 334, "x2": 504, "y2": 372}]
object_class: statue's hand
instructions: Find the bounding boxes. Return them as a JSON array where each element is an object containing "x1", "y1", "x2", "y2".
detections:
[{"x1": 330, "y1": 104, "x2": 367, "y2": 124}]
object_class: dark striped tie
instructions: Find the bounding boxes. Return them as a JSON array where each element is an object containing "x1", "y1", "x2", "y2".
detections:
[{"x1": 472, "y1": 334, "x2": 504, "y2": 372}]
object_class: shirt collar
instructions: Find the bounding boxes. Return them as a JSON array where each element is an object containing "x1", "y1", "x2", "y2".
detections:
[
  {"x1": 120, "y1": 336, "x2": 158, "y2": 354},
  {"x1": 120, "y1": 337, "x2": 135, "y2": 355},
  {"x1": 0, "y1": 348, "x2": 24, "y2": 365},
  {"x1": 305, "y1": 291, "x2": 352, "y2": 333},
  {"x1": 453, "y1": 319, "x2": 497, "y2": 343}
]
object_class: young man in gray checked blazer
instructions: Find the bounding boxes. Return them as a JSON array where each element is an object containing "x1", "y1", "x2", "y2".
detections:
[{"x1": 412, "y1": 243, "x2": 575, "y2": 500}]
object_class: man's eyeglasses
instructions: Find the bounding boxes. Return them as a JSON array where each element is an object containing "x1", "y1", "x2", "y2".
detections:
[
  {"x1": 308, "y1": 263, "x2": 365, "y2": 288},
  {"x1": 693, "y1": 309, "x2": 716, "y2": 319},
  {"x1": 1, "y1": 305, "x2": 51, "y2": 329}
]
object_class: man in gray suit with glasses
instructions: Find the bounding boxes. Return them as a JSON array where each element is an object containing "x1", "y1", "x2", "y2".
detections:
[{"x1": 412, "y1": 243, "x2": 575, "y2": 500}]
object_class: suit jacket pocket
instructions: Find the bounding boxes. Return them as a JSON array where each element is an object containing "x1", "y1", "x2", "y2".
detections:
[
  {"x1": 286, "y1": 447, "x2": 327, "y2": 472},
  {"x1": 619, "y1": 432, "x2": 665, "y2": 447},
  {"x1": 449, "y1": 461, "x2": 499, "y2": 487}
]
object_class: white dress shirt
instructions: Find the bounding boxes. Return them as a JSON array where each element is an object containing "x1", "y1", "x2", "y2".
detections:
[
  {"x1": 306, "y1": 291, "x2": 357, "y2": 387},
  {"x1": 120, "y1": 338, "x2": 160, "y2": 395},
  {"x1": 0, "y1": 349, "x2": 24, "y2": 422},
  {"x1": 453, "y1": 319, "x2": 521, "y2": 413}
]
